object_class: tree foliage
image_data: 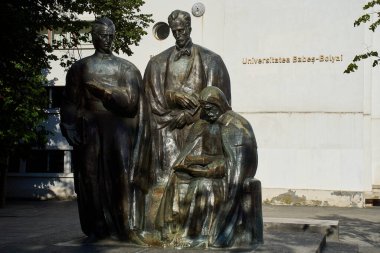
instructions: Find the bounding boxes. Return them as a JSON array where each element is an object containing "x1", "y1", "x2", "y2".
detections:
[
  {"x1": 0, "y1": 0, "x2": 153, "y2": 153},
  {"x1": 345, "y1": 0, "x2": 380, "y2": 73}
]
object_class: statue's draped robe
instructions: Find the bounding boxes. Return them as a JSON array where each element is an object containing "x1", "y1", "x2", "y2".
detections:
[
  {"x1": 210, "y1": 110, "x2": 258, "y2": 247},
  {"x1": 60, "y1": 52, "x2": 151, "y2": 239},
  {"x1": 155, "y1": 120, "x2": 225, "y2": 237},
  {"x1": 156, "y1": 110, "x2": 258, "y2": 247},
  {"x1": 143, "y1": 43, "x2": 231, "y2": 180}
]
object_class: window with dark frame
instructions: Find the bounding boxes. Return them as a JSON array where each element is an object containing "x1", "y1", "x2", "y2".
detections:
[
  {"x1": 45, "y1": 86, "x2": 65, "y2": 109},
  {"x1": 25, "y1": 150, "x2": 65, "y2": 173}
]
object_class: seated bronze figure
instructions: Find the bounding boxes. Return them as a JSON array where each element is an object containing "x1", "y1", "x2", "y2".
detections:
[{"x1": 155, "y1": 86, "x2": 263, "y2": 248}]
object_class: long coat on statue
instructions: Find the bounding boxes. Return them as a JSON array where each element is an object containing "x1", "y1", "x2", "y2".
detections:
[
  {"x1": 143, "y1": 42, "x2": 231, "y2": 181},
  {"x1": 60, "y1": 51, "x2": 152, "y2": 239}
]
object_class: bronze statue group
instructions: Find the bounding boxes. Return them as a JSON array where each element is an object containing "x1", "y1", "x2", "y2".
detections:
[{"x1": 60, "y1": 10, "x2": 262, "y2": 249}]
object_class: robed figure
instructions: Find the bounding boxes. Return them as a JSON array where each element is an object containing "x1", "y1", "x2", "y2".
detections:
[
  {"x1": 156, "y1": 87, "x2": 261, "y2": 248},
  {"x1": 143, "y1": 10, "x2": 231, "y2": 181},
  {"x1": 60, "y1": 18, "x2": 151, "y2": 242}
]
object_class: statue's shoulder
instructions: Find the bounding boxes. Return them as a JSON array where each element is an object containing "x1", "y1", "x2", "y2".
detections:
[
  {"x1": 79, "y1": 54, "x2": 96, "y2": 64},
  {"x1": 67, "y1": 56, "x2": 91, "y2": 73},
  {"x1": 219, "y1": 111, "x2": 256, "y2": 146},
  {"x1": 72, "y1": 54, "x2": 99, "y2": 66},
  {"x1": 149, "y1": 46, "x2": 175, "y2": 64},
  {"x1": 220, "y1": 111, "x2": 251, "y2": 130},
  {"x1": 115, "y1": 56, "x2": 141, "y2": 74},
  {"x1": 194, "y1": 44, "x2": 222, "y2": 61}
]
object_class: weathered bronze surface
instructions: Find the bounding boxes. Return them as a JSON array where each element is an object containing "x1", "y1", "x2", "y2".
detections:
[
  {"x1": 155, "y1": 87, "x2": 262, "y2": 248},
  {"x1": 61, "y1": 12, "x2": 262, "y2": 249},
  {"x1": 143, "y1": 10, "x2": 231, "y2": 183},
  {"x1": 60, "y1": 17, "x2": 151, "y2": 243}
]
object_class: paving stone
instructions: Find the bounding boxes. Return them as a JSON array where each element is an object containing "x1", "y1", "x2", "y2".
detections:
[{"x1": 1, "y1": 201, "x2": 379, "y2": 252}]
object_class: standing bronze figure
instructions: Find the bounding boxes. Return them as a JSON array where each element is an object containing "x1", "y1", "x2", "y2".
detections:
[
  {"x1": 143, "y1": 10, "x2": 231, "y2": 182},
  {"x1": 60, "y1": 17, "x2": 151, "y2": 242}
]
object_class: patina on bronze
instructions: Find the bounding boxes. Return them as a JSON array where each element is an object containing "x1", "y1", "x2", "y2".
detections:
[
  {"x1": 155, "y1": 86, "x2": 263, "y2": 248},
  {"x1": 60, "y1": 12, "x2": 262, "y2": 249},
  {"x1": 60, "y1": 17, "x2": 151, "y2": 243},
  {"x1": 143, "y1": 10, "x2": 231, "y2": 183}
]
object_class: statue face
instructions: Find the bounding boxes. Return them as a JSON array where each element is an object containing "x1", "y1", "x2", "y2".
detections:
[
  {"x1": 202, "y1": 102, "x2": 222, "y2": 123},
  {"x1": 170, "y1": 18, "x2": 191, "y2": 48},
  {"x1": 92, "y1": 25, "x2": 115, "y2": 54}
]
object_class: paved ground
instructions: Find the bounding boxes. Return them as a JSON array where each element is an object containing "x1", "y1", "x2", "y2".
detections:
[
  {"x1": 264, "y1": 205, "x2": 380, "y2": 252},
  {"x1": 0, "y1": 200, "x2": 379, "y2": 252}
]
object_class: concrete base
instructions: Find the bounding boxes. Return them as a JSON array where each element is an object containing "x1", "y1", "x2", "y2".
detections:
[
  {"x1": 56, "y1": 231, "x2": 326, "y2": 253},
  {"x1": 264, "y1": 217, "x2": 339, "y2": 240},
  {"x1": 56, "y1": 216, "x2": 343, "y2": 252}
]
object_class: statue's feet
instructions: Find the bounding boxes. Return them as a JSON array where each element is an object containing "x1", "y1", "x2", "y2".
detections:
[
  {"x1": 188, "y1": 235, "x2": 208, "y2": 248},
  {"x1": 160, "y1": 226, "x2": 172, "y2": 242},
  {"x1": 128, "y1": 229, "x2": 148, "y2": 246},
  {"x1": 82, "y1": 233, "x2": 103, "y2": 244},
  {"x1": 170, "y1": 235, "x2": 207, "y2": 249}
]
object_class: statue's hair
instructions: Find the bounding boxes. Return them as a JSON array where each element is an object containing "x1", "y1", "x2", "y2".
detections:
[
  {"x1": 168, "y1": 10, "x2": 191, "y2": 27},
  {"x1": 92, "y1": 17, "x2": 115, "y2": 33}
]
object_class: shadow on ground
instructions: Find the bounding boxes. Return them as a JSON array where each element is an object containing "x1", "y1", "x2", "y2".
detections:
[{"x1": 316, "y1": 214, "x2": 380, "y2": 248}]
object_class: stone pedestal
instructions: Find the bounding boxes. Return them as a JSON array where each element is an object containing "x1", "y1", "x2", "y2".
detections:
[{"x1": 243, "y1": 178, "x2": 264, "y2": 245}]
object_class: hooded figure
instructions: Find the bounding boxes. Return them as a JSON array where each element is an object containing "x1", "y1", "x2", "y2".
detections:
[
  {"x1": 201, "y1": 87, "x2": 259, "y2": 247},
  {"x1": 155, "y1": 87, "x2": 261, "y2": 247}
]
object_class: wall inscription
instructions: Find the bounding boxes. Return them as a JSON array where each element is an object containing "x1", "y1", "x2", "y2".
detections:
[{"x1": 242, "y1": 55, "x2": 343, "y2": 65}]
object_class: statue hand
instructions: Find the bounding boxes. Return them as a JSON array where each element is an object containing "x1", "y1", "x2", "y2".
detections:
[
  {"x1": 173, "y1": 92, "x2": 199, "y2": 110},
  {"x1": 169, "y1": 112, "x2": 187, "y2": 130},
  {"x1": 173, "y1": 164, "x2": 187, "y2": 171},
  {"x1": 204, "y1": 160, "x2": 226, "y2": 179},
  {"x1": 86, "y1": 81, "x2": 111, "y2": 100}
]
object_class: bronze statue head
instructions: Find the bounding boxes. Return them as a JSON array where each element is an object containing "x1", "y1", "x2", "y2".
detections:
[
  {"x1": 199, "y1": 87, "x2": 231, "y2": 122},
  {"x1": 168, "y1": 10, "x2": 192, "y2": 48},
  {"x1": 92, "y1": 17, "x2": 115, "y2": 54}
]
